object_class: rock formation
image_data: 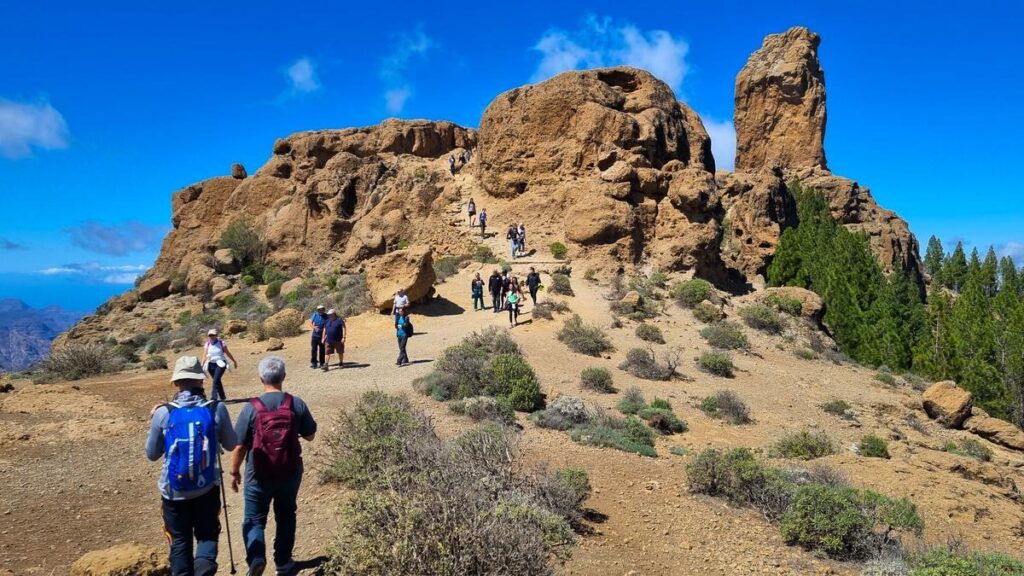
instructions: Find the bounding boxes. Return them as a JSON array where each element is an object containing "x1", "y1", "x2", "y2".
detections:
[{"x1": 735, "y1": 26, "x2": 827, "y2": 172}]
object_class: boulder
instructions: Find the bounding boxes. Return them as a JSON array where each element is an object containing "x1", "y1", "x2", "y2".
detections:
[
  {"x1": 185, "y1": 264, "x2": 216, "y2": 295},
  {"x1": 137, "y1": 276, "x2": 171, "y2": 303},
  {"x1": 735, "y1": 26, "x2": 827, "y2": 171},
  {"x1": 70, "y1": 543, "x2": 169, "y2": 576},
  {"x1": 111, "y1": 291, "x2": 141, "y2": 312},
  {"x1": 964, "y1": 409, "x2": 1024, "y2": 451},
  {"x1": 263, "y1": 308, "x2": 304, "y2": 337},
  {"x1": 717, "y1": 169, "x2": 795, "y2": 282},
  {"x1": 366, "y1": 246, "x2": 436, "y2": 311},
  {"x1": 760, "y1": 286, "x2": 823, "y2": 319},
  {"x1": 280, "y1": 277, "x2": 305, "y2": 296},
  {"x1": 921, "y1": 381, "x2": 973, "y2": 429},
  {"x1": 212, "y1": 248, "x2": 240, "y2": 274},
  {"x1": 231, "y1": 163, "x2": 247, "y2": 179},
  {"x1": 266, "y1": 338, "x2": 284, "y2": 351},
  {"x1": 213, "y1": 287, "x2": 240, "y2": 305},
  {"x1": 564, "y1": 193, "x2": 631, "y2": 245},
  {"x1": 619, "y1": 290, "x2": 643, "y2": 310},
  {"x1": 209, "y1": 276, "x2": 232, "y2": 295},
  {"x1": 224, "y1": 319, "x2": 248, "y2": 335}
]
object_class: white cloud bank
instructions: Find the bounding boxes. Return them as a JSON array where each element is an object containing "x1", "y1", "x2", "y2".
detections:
[
  {"x1": 40, "y1": 263, "x2": 149, "y2": 285},
  {"x1": 0, "y1": 99, "x2": 69, "y2": 159}
]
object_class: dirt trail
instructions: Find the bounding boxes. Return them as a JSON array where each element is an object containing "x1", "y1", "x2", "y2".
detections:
[{"x1": 3, "y1": 204, "x2": 1024, "y2": 573}]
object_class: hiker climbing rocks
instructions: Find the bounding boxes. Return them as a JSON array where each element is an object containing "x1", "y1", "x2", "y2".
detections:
[
  {"x1": 230, "y1": 356, "x2": 317, "y2": 576},
  {"x1": 309, "y1": 305, "x2": 326, "y2": 369},
  {"x1": 321, "y1": 308, "x2": 346, "y2": 371},
  {"x1": 202, "y1": 329, "x2": 237, "y2": 401},
  {"x1": 448, "y1": 155, "x2": 456, "y2": 175},
  {"x1": 467, "y1": 197, "x2": 476, "y2": 227},
  {"x1": 471, "y1": 272, "x2": 485, "y2": 311},
  {"x1": 479, "y1": 208, "x2": 487, "y2": 238},
  {"x1": 145, "y1": 356, "x2": 238, "y2": 576},
  {"x1": 488, "y1": 269, "x2": 502, "y2": 313},
  {"x1": 396, "y1": 308, "x2": 412, "y2": 366},
  {"x1": 526, "y1": 267, "x2": 542, "y2": 305}
]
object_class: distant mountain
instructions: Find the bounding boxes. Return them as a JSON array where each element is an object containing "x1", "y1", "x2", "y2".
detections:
[{"x1": 0, "y1": 299, "x2": 84, "y2": 372}]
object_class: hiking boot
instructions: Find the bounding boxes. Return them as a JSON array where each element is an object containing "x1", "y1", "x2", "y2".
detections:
[
  {"x1": 247, "y1": 559, "x2": 266, "y2": 576},
  {"x1": 276, "y1": 560, "x2": 296, "y2": 576},
  {"x1": 321, "y1": 365, "x2": 328, "y2": 372},
  {"x1": 309, "y1": 362, "x2": 316, "y2": 369}
]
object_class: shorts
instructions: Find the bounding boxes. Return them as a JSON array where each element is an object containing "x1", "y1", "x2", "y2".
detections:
[{"x1": 326, "y1": 340, "x2": 344, "y2": 354}]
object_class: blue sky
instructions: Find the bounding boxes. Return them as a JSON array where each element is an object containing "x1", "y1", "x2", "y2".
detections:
[{"x1": 1, "y1": 1, "x2": 1022, "y2": 310}]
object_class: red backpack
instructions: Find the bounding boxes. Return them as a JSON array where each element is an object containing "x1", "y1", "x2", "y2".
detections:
[{"x1": 249, "y1": 394, "x2": 301, "y2": 480}]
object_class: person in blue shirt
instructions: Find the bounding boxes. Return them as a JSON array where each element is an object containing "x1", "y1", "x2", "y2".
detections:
[
  {"x1": 308, "y1": 305, "x2": 326, "y2": 369},
  {"x1": 321, "y1": 309, "x2": 346, "y2": 372},
  {"x1": 395, "y1": 308, "x2": 411, "y2": 367}
]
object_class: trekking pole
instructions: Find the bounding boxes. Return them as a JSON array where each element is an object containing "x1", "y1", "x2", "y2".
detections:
[{"x1": 216, "y1": 449, "x2": 238, "y2": 574}]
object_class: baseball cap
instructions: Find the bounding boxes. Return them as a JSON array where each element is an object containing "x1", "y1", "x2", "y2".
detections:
[
  {"x1": 316, "y1": 304, "x2": 325, "y2": 310},
  {"x1": 207, "y1": 329, "x2": 218, "y2": 336},
  {"x1": 171, "y1": 356, "x2": 205, "y2": 383}
]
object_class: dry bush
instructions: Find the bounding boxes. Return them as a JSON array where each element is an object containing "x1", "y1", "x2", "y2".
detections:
[
  {"x1": 635, "y1": 323, "x2": 665, "y2": 344},
  {"x1": 557, "y1": 315, "x2": 613, "y2": 357},
  {"x1": 580, "y1": 367, "x2": 614, "y2": 393},
  {"x1": 618, "y1": 347, "x2": 678, "y2": 381},
  {"x1": 771, "y1": 430, "x2": 835, "y2": 460},
  {"x1": 698, "y1": 350, "x2": 735, "y2": 377},
  {"x1": 700, "y1": 321, "x2": 750, "y2": 350},
  {"x1": 40, "y1": 342, "x2": 123, "y2": 381},
  {"x1": 533, "y1": 300, "x2": 571, "y2": 320},
  {"x1": 700, "y1": 390, "x2": 751, "y2": 424},
  {"x1": 739, "y1": 304, "x2": 786, "y2": 334}
]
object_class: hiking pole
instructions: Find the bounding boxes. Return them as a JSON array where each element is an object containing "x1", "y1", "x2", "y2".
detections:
[{"x1": 216, "y1": 449, "x2": 238, "y2": 574}]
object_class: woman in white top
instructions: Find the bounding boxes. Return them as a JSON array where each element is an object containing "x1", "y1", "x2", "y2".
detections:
[{"x1": 200, "y1": 328, "x2": 237, "y2": 401}]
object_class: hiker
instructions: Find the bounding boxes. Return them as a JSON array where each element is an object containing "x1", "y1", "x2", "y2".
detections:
[
  {"x1": 471, "y1": 272, "x2": 485, "y2": 311},
  {"x1": 395, "y1": 308, "x2": 412, "y2": 366},
  {"x1": 309, "y1": 305, "x2": 326, "y2": 369},
  {"x1": 465, "y1": 148, "x2": 472, "y2": 163},
  {"x1": 506, "y1": 281, "x2": 522, "y2": 328},
  {"x1": 230, "y1": 356, "x2": 317, "y2": 576},
  {"x1": 526, "y1": 267, "x2": 542, "y2": 305},
  {"x1": 448, "y1": 155, "x2": 456, "y2": 175},
  {"x1": 467, "y1": 198, "x2": 476, "y2": 227},
  {"x1": 145, "y1": 356, "x2": 237, "y2": 576},
  {"x1": 517, "y1": 223, "x2": 527, "y2": 256},
  {"x1": 321, "y1": 308, "x2": 346, "y2": 371},
  {"x1": 488, "y1": 269, "x2": 502, "y2": 313},
  {"x1": 201, "y1": 329, "x2": 237, "y2": 401},
  {"x1": 479, "y1": 208, "x2": 487, "y2": 238},
  {"x1": 392, "y1": 288, "x2": 409, "y2": 324},
  {"x1": 506, "y1": 225, "x2": 518, "y2": 259}
]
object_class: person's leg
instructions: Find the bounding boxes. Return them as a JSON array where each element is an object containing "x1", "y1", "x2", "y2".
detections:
[
  {"x1": 322, "y1": 346, "x2": 332, "y2": 372},
  {"x1": 162, "y1": 498, "x2": 194, "y2": 576},
  {"x1": 242, "y1": 479, "x2": 272, "y2": 568},
  {"x1": 508, "y1": 304, "x2": 514, "y2": 327},
  {"x1": 398, "y1": 336, "x2": 409, "y2": 365},
  {"x1": 192, "y1": 488, "x2": 221, "y2": 576},
  {"x1": 270, "y1": 473, "x2": 302, "y2": 569},
  {"x1": 338, "y1": 342, "x2": 344, "y2": 368},
  {"x1": 207, "y1": 363, "x2": 226, "y2": 401},
  {"x1": 530, "y1": 287, "x2": 538, "y2": 305},
  {"x1": 317, "y1": 339, "x2": 325, "y2": 367},
  {"x1": 309, "y1": 338, "x2": 318, "y2": 368}
]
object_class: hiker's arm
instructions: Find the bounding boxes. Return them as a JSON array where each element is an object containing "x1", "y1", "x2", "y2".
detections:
[
  {"x1": 229, "y1": 446, "x2": 247, "y2": 492},
  {"x1": 144, "y1": 410, "x2": 165, "y2": 461},
  {"x1": 217, "y1": 404, "x2": 238, "y2": 451},
  {"x1": 225, "y1": 346, "x2": 238, "y2": 367}
]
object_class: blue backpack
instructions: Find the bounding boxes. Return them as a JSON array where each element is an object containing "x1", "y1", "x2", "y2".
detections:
[{"x1": 164, "y1": 400, "x2": 218, "y2": 492}]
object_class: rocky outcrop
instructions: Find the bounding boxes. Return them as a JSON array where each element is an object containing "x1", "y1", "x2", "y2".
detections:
[
  {"x1": 717, "y1": 168, "x2": 795, "y2": 283},
  {"x1": 231, "y1": 163, "x2": 247, "y2": 179},
  {"x1": 70, "y1": 543, "x2": 169, "y2": 576},
  {"x1": 137, "y1": 276, "x2": 171, "y2": 303},
  {"x1": 212, "y1": 248, "x2": 240, "y2": 274},
  {"x1": 366, "y1": 246, "x2": 436, "y2": 311},
  {"x1": 964, "y1": 408, "x2": 1024, "y2": 451},
  {"x1": 922, "y1": 381, "x2": 974, "y2": 429},
  {"x1": 735, "y1": 27, "x2": 826, "y2": 172},
  {"x1": 759, "y1": 286, "x2": 823, "y2": 319}
]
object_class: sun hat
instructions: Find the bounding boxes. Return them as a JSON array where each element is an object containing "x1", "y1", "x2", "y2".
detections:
[
  {"x1": 316, "y1": 304, "x2": 325, "y2": 310},
  {"x1": 326, "y1": 308, "x2": 336, "y2": 315},
  {"x1": 207, "y1": 328, "x2": 218, "y2": 336},
  {"x1": 171, "y1": 356, "x2": 205, "y2": 383}
]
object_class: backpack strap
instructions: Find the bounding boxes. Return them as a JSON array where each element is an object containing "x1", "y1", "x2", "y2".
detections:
[
  {"x1": 250, "y1": 397, "x2": 267, "y2": 413},
  {"x1": 280, "y1": 393, "x2": 294, "y2": 412}
]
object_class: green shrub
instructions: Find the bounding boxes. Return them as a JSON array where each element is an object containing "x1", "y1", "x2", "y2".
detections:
[
  {"x1": 700, "y1": 390, "x2": 751, "y2": 424},
  {"x1": 618, "y1": 347, "x2": 677, "y2": 381},
  {"x1": 671, "y1": 279, "x2": 713, "y2": 308},
  {"x1": 265, "y1": 279, "x2": 284, "y2": 299},
  {"x1": 771, "y1": 431, "x2": 835, "y2": 460},
  {"x1": 698, "y1": 350, "x2": 735, "y2": 377},
  {"x1": 700, "y1": 321, "x2": 749, "y2": 350},
  {"x1": 40, "y1": 342, "x2": 123, "y2": 381},
  {"x1": 176, "y1": 310, "x2": 192, "y2": 326},
  {"x1": 549, "y1": 242, "x2": 568, "y2": 259},
  {"x1": 557, "y1": 315, "x2": 613, "y2": 357},
  {"x1": 874, "y1": 371, "x2": 897, "y2": 386},
  {"x1": 637, "y1": 405, "x2": 687, "y2": 434},
  {"x1": 144, "y1": 355, "x2": 168, "y2": 371},
  {"x1": 819, "y1": 399, "x2": 853, "y2": 418},
  {"x1": 580, "y1": 367, "x2": 614, "y2": 393},
  {"x1": 624, "y1": 415, "x2": 655, "y2": 446},
  {"x1": 415, "y1": 328, "x2": 521, "y2": 402},
  {"x1": 570, "y1": 413, "x2": 657, "y2": 458},
  {"x1": 486, "y1": 354, "x2": 543, "y2": 411},
  {"x1": 549, "y1": 273, "x2": 573, "y2": 296},
  {"x1": 635, "y1": 323, "x2": 664, "y2": 344},
  {"x1": 533, "y1": 300, "x2": 570, "y2": 320},
  {"x1": 738, "y1": 304, "x2": 786, "y2": 334},
  {"x1": 472, "y1": 244, "x2": 498, "y2": 263},
  {"x1": 795, "y1": 348, "x2": 818, "y2": 360},
  {"x1": 765, "y1": 293, "x2": 804, "y2": 316},
  {"x1": 112, "y1": 343, "x2": 139, "y2": 363},
  {"x1": 859, "y1": 434, "x2": 890, "y2": 459},
  {"x1": 556, "y1": 467, "x2": 591, "y2": 506},
  {"x1": 693, "y1": 301, "x2": 723, "y2": 323},
  {"x1": 219, "y1": 216, "x2": 266, "y2": 266},
  {"x1": 908, "y1": 546, "x2": 1024, "y2": 575},
  {"x1": 396, "y1": 238, "x2": 409, "y2": 250},
  {"x1": 240, "y1": 274, "x2": 256, "y2": 287},
  {"x1": 434, "y1": 254, "x2": 469, "y2": 281},
  {"x1": 686, "y1": 447, "x2": 796, "y2": 521},
  {"x1": 943, "y1": 439, "x2": 992, "y2": 462},
  {"x1": 617, "y1": 387, "x2": 646, "y2": 415},
  {"x1": 448, "y1": 396, "x2": 515, "y2": 425},
  {"x1": 333, "y1": 273, "x2": 373, "y2": 318},
  {"x1": 499, "y1": 261, "x2": 513, "y2": 273}
]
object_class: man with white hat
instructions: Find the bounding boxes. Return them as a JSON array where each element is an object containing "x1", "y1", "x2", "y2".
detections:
[
  {"x1": 321, "y1": 308, "x2": 346, "y2": 372},
  {"x1": 309, "y1": 304, "x2": 327, "y2": 370},
  {"x1": 145, "y1": 356, "x2": 237, "y2": 576},
  {"x1": 201, "y1": 328, "x2": 237, "y2": 401}
]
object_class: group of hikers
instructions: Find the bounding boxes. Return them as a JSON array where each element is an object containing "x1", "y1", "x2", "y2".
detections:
[
  {"x1": 466, "y1": 197, "x2": 488, "y2": 238},
  {"x1": 472, "y1": 267, "x2": 541, "y2": 328},
  {"x1": 306, "y1": 290, "x2": 415, "y2": 371},
  {"x1": 505, "y1": 223, "x2": 528, "y2": 258},
  {"x1": 146, "y1": 354, "x2": 316, "y2": 576},
  {"x1": 448, "y1": 148, "x2": 471, "y2": 175}
]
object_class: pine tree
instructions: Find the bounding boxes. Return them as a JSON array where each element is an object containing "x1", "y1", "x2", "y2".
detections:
[
  {"x1": 923, "y1": 235, "x2": 945, "y2": 285},
  {"x1": 981, "y1": 247, "x2": 999, "y2": 297},
  {"x1": 1000, "y1": 256, "x2": 1020, "y2": 295},
  {"x1": 944, "y1": 242, "x2": 968, "y2": 292}
]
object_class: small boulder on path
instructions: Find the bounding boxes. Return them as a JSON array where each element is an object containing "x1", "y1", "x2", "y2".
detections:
[
  {"x1": 70, "y1": 543, "x2": 169, "y2": 576},
  {"x1": 921, "y1": 381, "x2": 973, "y2": 429},
  {"x1": 366, "y1": 246, "x2": 436, "y2": 311},
  {"x1": 266, "y1": 338, "x2": 284, "y2": 351}
]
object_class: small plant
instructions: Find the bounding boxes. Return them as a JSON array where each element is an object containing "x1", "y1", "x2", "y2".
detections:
[
  {"x1": 943, "y1": 438, "x2": 992, "y2": 462},
  {"x1": 692, "y1": 301, "x2": 723, "y2": 323},
  {"x1": 686, "y1": 447, "x2": 795, "y2": 522},
  {"x1": 240, "y1": 274, "x2": 256, "y2": 287},
  {"x1": 433, "y1": 254, "x2": 469, "y2": 281},
  {"x1": 219, "y1": 216, "x2": 266, "y2": 266},
  {"x1": 794, "y1": 348, "x2": 817, "y2": 360},
  {"x1": 396, "y1": 239, "x2": 409, "y2": 250},
  {"x1": 858, "y1": 434, "x2": 890, "y2": 459},
  {"x1": 874, "y1": 371, "x2": 897, "y2": 386},
  {"x1": 908, "y1": 545, "x2": 1024, "y2": 574},
  {"x1": 635, "y1": 323, "x2": 664, "y2": 344},
  {"x1": 472, "y1": 244, "x2": 498, "y2": 263},
  {"x1": 549, "y1": 242, "x2": 568, "y2": 259},
  {"x1": 618, "y1": 347, "x2": 677, "y2": 381},
  {"x1": 549, "y1": 273, "x2": 573, "y2": 296},
  {"x1": 698, "y1": 350, "x2": 735, "y2": 377},
  {"x1": 738, "y1": 304, "x2": 785, "y2": 334},
  {"x1": 699, "y1": 322, "x2": 749, "y2": 350},
  {"x1": 144, "y1": 355, "x2": 168, "y2": 371},
  {"x1": 819, "y1": 399, "x2": 853, "y2": 418},
  {"x1": 580, "y1": 367, "x2": 614, "y2": 393},
  {"x1": 486, "y1": 354, "x2": 543, "y2": 411},
  {"x1": 265, "y1": 279, "x2": 284, "y2": 299},
  {"x1": 530, "y1": 395, "x2": 593, "y2": 431},
  {"x1": 771, "y1": 430, "x2": 835, "y2": 460},
  {"x1": 669, "y1": 445, "x2": 689, "y2": 456},
  {"x1": 570, "y1": 418, "x2": 657, "y2": 457},
  {"x1": 557, "y1": 315, "x2": 613, "y2": 357},
  {"x1": 448, "y1": 396, "x2": 515, "y2": 425},
  {"x1": 499, "y1": 261, "x2": 513, "y2": 274},
  {"x1": 583, "y1": 268, "x2": 596, "y2": 281},
  {"x1": 617, "y1": 387, "x2": 646, "y2": 415},
  {"x1": 764, "y1": 293, "x2": 803, "y2": 316},
  {"x1": 700, "y1": 390, "x2": 750, "y2": 424},
  {"x1": 637, "y1": 400, "x2": 687, "y2": 434},
  {"x1": 671, "y1": 279, "x2": 713, "y2": 308},
  {"x1": 532, "y1": 300, "x2": 570, "y2": 320}
]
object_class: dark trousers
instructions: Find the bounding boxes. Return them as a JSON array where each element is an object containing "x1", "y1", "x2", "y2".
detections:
[
  {"x1": 508, "y1": 304, "x2": 519, "y2": 325},
  {"x1": 480, "y1": 222, "x2": 486, "y2": 238},
  {"x1": 472, "y1": 294, "x2": 484, "y2": 310},
  {"x1": 310, "y1": 337, "x2": 325, "y2": 366},
  {"x1": 163, "y1": 487, "x2": 221, "y2": 576},
  {"x1": 529, "y1": 287, "x2": 538, "y2": 305},
  {"x1": 206, "y1": 363, "x2": 226, "y2": 401},
  {"x1": 397, "y1": 335, "x2": 409, "y2": 365},
  {"x1": 491, "y1": 292, "x2": 501, "y2": 312},
  {"x1": 242, "y1": 472, "x2": 302, "y2": 568}
]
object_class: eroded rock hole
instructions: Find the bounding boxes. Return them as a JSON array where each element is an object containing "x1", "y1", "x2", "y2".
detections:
[{"x1": 597, "y1": 70, "x2": 640, "y2": 92}]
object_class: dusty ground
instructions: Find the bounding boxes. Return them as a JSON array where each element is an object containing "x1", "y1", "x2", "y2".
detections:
[{"x1": 2, "y1": 176, "x2": 1024, "y2": 574}]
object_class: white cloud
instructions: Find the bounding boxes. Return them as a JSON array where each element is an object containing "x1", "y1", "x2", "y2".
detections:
[
  {"x1": 41, "y1": 263, "x2": 148, "y2": 277},
  {"x1": 997, "y1": 241, "x2": 1024, "y2": 263},
  {"x1": 0, "y1": 99, "x2": 69, "y2": 159},
  {"x1": 700, "y1": 115, "x2": 736, "y2": 171},
  {"x1": 380, "y1": 27, "x2": 433, "y2": 114},
  {"x1": 530, "y1": 16, "x2": 689, "y2": 92},
  {"x1": 286, "y1": 57, "x2": 320, "y2": 93},
  {"x1": 102, "y1": 273, "x2": 143, "y2": 284}
]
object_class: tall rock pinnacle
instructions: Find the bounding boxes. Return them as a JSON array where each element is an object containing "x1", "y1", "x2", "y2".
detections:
[{"x1": 734, "y1": 26, "x2": 827, "y2": 171}]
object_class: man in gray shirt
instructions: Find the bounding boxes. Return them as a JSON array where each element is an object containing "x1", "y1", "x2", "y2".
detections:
[{"x1": 145, "y1": 356, "x2": 237, "y2": 576}]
